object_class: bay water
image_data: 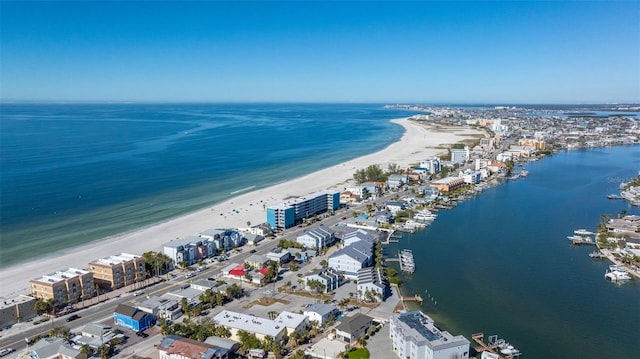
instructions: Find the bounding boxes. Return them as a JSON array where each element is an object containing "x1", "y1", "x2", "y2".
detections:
[{"x1": 389, "y1": 145, "x2": 640, "y2": 358}]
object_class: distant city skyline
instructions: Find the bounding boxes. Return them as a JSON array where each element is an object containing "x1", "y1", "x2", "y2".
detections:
[{"x1": 1, "y1": 1, "x2": 638, "y2": 104}]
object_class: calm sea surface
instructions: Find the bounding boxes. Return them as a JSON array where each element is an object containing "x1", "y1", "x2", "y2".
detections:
[
  {"x1": 0, "y1": 103, "x2": 408, "y2": 267},
  {"x1": 389, "y1": 145, "x2": 640, "y2": 358}
]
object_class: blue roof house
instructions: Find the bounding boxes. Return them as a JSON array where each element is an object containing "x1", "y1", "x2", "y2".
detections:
[{"x1": 113, "y1": 304, "x2": 154, "y2": 332}]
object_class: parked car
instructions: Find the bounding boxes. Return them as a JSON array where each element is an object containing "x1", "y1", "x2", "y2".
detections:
[{"x1": 66, "y1": 314, "x2": 80, "y2": 322}]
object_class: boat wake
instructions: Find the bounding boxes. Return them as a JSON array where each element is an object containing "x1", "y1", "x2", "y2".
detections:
[{"x1": 230, "y1": 185, "x2": 257, "y2": 195}]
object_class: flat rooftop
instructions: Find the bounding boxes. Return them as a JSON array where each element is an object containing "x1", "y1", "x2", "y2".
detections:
[
  {"x1": 213, "y1": 310, "x2": 283, "y2": 338},
  {"x1": 33, "y1": 268, "x2": 90, "y2": 283}
]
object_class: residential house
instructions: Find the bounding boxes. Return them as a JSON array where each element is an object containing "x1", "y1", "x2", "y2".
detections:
[
  {"x1": 389, "y1": 311, "x2": 470, "y2": 359},
  {"x1": 266, "y1": 248, "x2": 292, "y2": 264},
  {"x1": 304, "y1": 267, "x2": 341, "y2": 293},
  {"x1": 158, "y1": 335, "x2": 239, "y2": 359},
  {"x1": 29, "y1": 338, "x2": 86, "y2": 359},
  {"x1": 243, "y1": 233, "x2": 264, "y2": 246},
  {"x1": 375, "y1": 210, "x2": 394, "y2": 225},
  {"x1": 113, "y1": 304, "x2": 154, "y2": 332},
  {"x1": 328, "y1": 240, "x2": 374, "y2": 278},
  {"x1": 334, "y1": 313, "x2": 374, "y2": 344},
  {"x1": 386, "y1": 201, "x2": 406, "y2": 215},
  {"x1": 387, "y1": 174, "x2": 409, "y2": 189},
  {"x1": 356, "y1": 267, "x2": 388, "y2": 302},
  {"x1": 303, "y1": 304, "x2": 340, "y2": 326},
  {"x1": 361, "y1": 182, "x2": 384, "y2": 197},
  {"x1": 296, "y1": 226, "x2": 336, "y2": 253}
]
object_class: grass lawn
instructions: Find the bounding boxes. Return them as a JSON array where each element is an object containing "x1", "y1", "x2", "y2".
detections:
[{"x1": 346, "y1": 348, "x2": 370, "y2": 359}]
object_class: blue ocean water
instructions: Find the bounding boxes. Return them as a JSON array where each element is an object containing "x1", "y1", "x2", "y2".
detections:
[
  {"x1": 0, "y1": 103, "x2": 408, "y2": 267},
  {"x1": 389, "y1": 145, "x2": 640, "y2": 358}
]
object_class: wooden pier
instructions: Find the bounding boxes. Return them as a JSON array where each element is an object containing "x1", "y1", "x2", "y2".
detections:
[{"x1": 401, "y1": 295, "x2": 423, "y2": 303}]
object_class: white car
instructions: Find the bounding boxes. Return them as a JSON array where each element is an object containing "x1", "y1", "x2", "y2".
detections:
[
  {"x1": 0, "y1": 348, "x2": 15, "y2": 357},
  {"x1": 133, "y1": 290, "x2": 144, "y2": 296}
]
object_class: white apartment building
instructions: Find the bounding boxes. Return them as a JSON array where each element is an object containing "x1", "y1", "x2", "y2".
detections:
[{"x1": 390, "y1": 311, "x2": 470, "y2": 359}]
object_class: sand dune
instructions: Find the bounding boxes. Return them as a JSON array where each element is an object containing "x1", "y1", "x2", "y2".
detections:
[{"x1": 0, "y1": 118, "x2": 483, "y2": 298}]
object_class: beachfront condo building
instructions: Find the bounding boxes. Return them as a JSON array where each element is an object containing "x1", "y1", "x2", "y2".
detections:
[
  {"x1": 450, "y1": 146, "x2": 470, "y2": 165},
  {"x1": 88, "y1": 253, "x2": 146, "y2": 291},
  {"x1": 0, "y1": 295, "x2": 37, "y2": 328},
  {"x1": 266, "y1": 190, "x2": 340, "y2": 230},
  {"x1": 30, "y1": 268, "x2": 95, "y2": 306},
  {"x1": 390, "y1": 311, "x2": 470, "y2": 359}
]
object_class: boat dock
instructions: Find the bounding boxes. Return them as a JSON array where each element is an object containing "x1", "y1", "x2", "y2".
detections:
[
  {"x1": 399, "y1": 249, "x2": 415, "y2": 273},
  {"x1": 472, "y1": 333, "x2": 522, "y2": 359},
  {"x1": 567, "y1": 229, "x2": 596, "y2": 245},
  {"x1": 400, "y1": 294, "x2": 423, "y2": 303}
]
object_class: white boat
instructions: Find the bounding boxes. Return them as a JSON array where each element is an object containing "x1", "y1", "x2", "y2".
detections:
[
  {"x1": 605, "y1": 270, "x2": 632, "y2": 281},
  {"x1": 574, "y1": 229, "x2": 595, "y2": 236},
  {"x1": 609, "y1": 265, "x2": 628, "y2": 272},
  {"x1": 413, "y1": 210, "x2": 437, "y2": 222}
]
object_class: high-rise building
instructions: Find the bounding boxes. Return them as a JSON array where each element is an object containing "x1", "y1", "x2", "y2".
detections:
[{"x1": 267, "y1": 190, "x2": 340, "y2": 230}]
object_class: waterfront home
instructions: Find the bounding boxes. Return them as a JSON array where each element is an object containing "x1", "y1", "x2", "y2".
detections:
[
  {"x1": 341, "y1": 228, "x2": 376, "y2": 247},
  {"x1": 429, "y1": 177, "x2": 466, "y2": 193},
  {"x1": 88, "y1": 253, "x2": 146, "y2": 291},
  {"x1": 29, "y1": 337, "x2": 86, "y2": 359},
  {"x1": 495, "y1": 152, "x2": 513, "y2": 162},
  {"x1": 328, "y1": 240, "x2": 373, "y2": 278},
  {"x1": 304, "y1": 267, "x2": 342, "y2": 293},
  {"x1": 213, "y1": 310, "x2": 286, "y2": 342},
  {"x1": 386, "y1": 201, "x2": 406, "y2": 215},
  {"x1": 113, "y1": 304, "x2": 154, "y2": 332},
  {"x1": 459, "y1": 169, "x2": 482, "y2": 185},
  {"x1": 158, "y1": 335, "x2": 238, "y2": 359},
  {"x1": 242, "y1": 223, "x2": 273, "y2": 237},
  {"x1": 30, "y1": 268, "x2": 94, "y2": 307},
  {"x1": 303, "y1": 303, "x2": 340, "y2": 326},
  {"x1": 296, "y1": 225, "x2": 336, "y2": 253},
  {"x1": 334, "y1": 313, "x2": 374, "y2": 344},
  {"x1": 375, "y1": 210, "x2": 394, "y2": 225},
  {"x1": 356, "y1": 267, "x2": 388, "y2": 302},
  {"x1": 266, "y1": 190, "x2": 340, "y2": 230},
  {"x1": 389, "y1": 311, "x2": 470, "y2": 359},
  {"x1": 0, "y1": 295, "x2": 36, "y2": 328}
]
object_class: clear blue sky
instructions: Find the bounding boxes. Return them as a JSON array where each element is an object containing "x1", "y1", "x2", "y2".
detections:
[{"x1": 1, "y1": 1, "x2": 638, "y2": 104}]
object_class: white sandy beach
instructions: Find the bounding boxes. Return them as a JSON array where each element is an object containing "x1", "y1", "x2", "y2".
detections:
[{"x1": 0, "y1": 118, "x2": 484, "y2": 298}]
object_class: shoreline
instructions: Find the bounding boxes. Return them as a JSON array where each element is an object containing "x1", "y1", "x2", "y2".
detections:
[{"x1": 0, "y1": 117, "x2": 484, "y2": 298}]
